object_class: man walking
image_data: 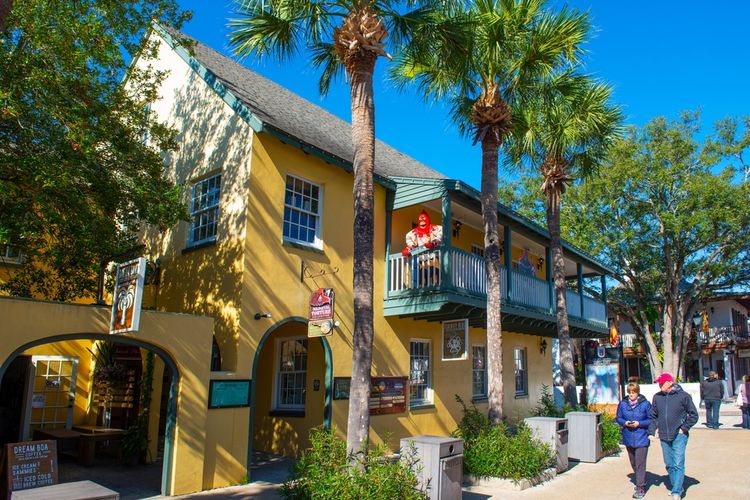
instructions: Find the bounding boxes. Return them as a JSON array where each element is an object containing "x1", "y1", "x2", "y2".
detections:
[
  {"x1": 649, "y1": 373, "x2": 698, "y2": 499},
  {"x1": 699, "y1": 371, "x2": 724, "y2": 429}
]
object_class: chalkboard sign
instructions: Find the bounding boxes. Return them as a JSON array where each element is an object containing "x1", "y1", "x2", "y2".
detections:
[
  {"x1": 3, "y1": 440, "x2": 58, "y2": 498},
  {"x1": 208, "y1": 380, "x2": 251, "y2": 409}
]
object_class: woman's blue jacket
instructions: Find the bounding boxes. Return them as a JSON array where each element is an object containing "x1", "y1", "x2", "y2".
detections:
[{"x1": 616, "y1": 394, "x2": 652, "y2": 448}]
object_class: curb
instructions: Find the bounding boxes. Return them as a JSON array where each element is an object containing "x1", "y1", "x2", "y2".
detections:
[{"x1": 464, "y1": 468, "x2": 557, "y2": 491}]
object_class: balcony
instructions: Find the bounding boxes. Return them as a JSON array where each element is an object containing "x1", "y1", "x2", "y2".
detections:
[
  {"x1": 694, "y1": 325, "x2": 750, "y2": 347},
  {"x1": 384, "y1": 247, "x2": 607, "y2": 337}
]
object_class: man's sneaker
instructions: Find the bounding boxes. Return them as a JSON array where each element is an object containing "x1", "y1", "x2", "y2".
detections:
[{"x1": 632, "y1": 487, "x2": 645, "y2": 499}]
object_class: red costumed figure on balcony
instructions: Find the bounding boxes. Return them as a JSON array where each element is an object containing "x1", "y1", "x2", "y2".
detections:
[{"x1": 402, "y1": 209, "x2": 443, "y2": 256}]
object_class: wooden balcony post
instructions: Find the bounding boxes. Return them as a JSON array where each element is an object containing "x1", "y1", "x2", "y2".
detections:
[
  {"x1": 504, "y1": 226, "x2": 512, "y2": 301},
  {"x1": 577, "y1": 263, "x2": 584, "y2": 318},
  {"x1": 441, "y1": 193, "x2": 452, "y2": 288},
  {"x1": 601, "y1": 274, "x2": 607, "y2": 314},
  {"x1": 385, "y1": 191, "x2": 394, "y2": 297}
]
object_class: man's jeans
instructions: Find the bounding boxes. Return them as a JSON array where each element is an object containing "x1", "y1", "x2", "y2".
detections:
[
  {"x1": 660, "y1": 433, "x2": 688, "y2": 495},
  {"x1": 705, "y1": 399, "x2": 721, "y2": 428},
  {"x1": 742, "y1": 405, "x2": 750, "y2": 429}
]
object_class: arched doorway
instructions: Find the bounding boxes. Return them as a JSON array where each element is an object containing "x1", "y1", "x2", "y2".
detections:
[
  {"x1": 249, "y1": 317, "x2": 332, "y2": 462},
  {"x1": 0, "y1": 333, "x2": 180, "y2": 497}
]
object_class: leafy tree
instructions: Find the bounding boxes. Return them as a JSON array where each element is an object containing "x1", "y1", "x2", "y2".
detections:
[
  {"x1": 703, "y1": 116, "x2": 750, "y2": 183},
  {"x1": 228, "y1": 0, "x2": 447, "y2": 457},
  {"x1": 504, "y1": 72, "x2": 622, "y2": 405},
  {"x1": 561, "y1": 113, "x2": 750, "y2": 378},
  {"x1": 391, "y1": 0, "x2": 590, "y2": 422},
  {"x1": 0, "y1": 1, "x2": 190, "y2": 300}
]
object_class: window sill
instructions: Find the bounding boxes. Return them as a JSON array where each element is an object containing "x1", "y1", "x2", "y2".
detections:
[
  {"x1": 182, "y1": 240, "x2": 217, "y2": 254},
  {"x1": 409, "y1": 403, "x2": 435, "y2": 411},
  {"x1": 282, "y1": 239, "x2": 324, "y2": 254},
  {"x1": 269, "y1": 409, "x2": 305, "y2": 418},
  {"x1": 471, "y1": 396, "x2": 488, "y2": 402},
  {"x1": 515, "y1": 393, "x2": 529, "y2": 399}
]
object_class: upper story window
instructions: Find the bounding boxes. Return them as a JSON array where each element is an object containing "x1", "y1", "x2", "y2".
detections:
[
  {"x1": 470, "y1": 244, "x2": 484, "y2": 257},
  {"x1": 410, "y1": 339, "x2": 432, "y2": 406},
  {"x1": 1, "y1": 245, "x2": 22, "y2": 265},
  {"x1": 189, "y1": 173, "x2": 222, "y2": 247},
  {"x1": 514, "y1": 347, "x2": 528, "y2": 396},
  {"x1": 283, "y1": 174, "x2": 322, "y2": 248}
]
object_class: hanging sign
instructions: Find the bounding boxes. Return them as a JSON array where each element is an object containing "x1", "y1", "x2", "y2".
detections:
[
  {"x1": 308, "y1": 288, "x2": 335, "y2": 338},
  {"x1": 442, "y1": 319, "x2": 468, "y2": 360},
  {"x1": 4, "y1": 440, "x2": 58, "y2": 497},
  {"x1": 110, "y1": 257, "x2": 147, "y2": 334}
]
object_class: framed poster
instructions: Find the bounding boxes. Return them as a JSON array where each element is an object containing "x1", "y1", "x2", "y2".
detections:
[
  {"x1": 369, "y1": 376, "x2": 407, "y2": 415},
  {"x1": 208, "y1": 380, "x2": 251, "y2": 409},
  {"x1": 585, "y1": 363, "x2": 620, "y2": 404},
  {"x1": 333, "y1": 377, "x2": 351, "y2": 400},
  {"x1": 442, "y1": 319, "x2": 468, "y2": 361}
]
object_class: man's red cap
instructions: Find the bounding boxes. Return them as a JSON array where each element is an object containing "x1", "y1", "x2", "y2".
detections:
[{"x1": 654, "y1": 373, "x2": 674, "y2": 385}]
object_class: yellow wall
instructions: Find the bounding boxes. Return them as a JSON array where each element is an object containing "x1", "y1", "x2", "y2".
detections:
[{"x1": 0, "y1": 298, "x2": 214, "y2": 496}]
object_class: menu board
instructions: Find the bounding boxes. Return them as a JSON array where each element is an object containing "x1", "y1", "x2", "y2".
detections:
[
  {"x1": 369, "y1": 377, "x2": 407, "y2": 415},
  {"x1": 3, "y1": 440, "x2": 58, "y2": 497}
]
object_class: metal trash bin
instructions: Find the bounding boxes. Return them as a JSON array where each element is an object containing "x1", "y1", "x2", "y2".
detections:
[
  {"x1": 400, "y1": 435, "x2": 463, "y2": 500},
  {"x1": 524, "y1": 416, "x2": 569, "y2": 472},
  {"x1": 566, "y1": 411, "x2": 603, "y2": 462}
]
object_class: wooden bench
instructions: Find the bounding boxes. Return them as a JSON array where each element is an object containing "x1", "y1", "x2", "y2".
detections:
[{"x1": 11, "y1": 480, "x2": 119, "y2": 499}]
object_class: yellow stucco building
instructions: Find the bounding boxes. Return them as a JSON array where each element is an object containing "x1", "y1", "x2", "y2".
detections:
[{"x1": 0, "y1": 25, "x2": 612, "y2": 496}]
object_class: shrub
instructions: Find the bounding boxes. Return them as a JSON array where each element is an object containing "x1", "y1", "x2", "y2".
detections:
[
  {"x1": 530, "y1": 384, "x2": 577, "y2": 417},
  {"x1": 281, "y1": 427, "x2": 426, "y2": 500},
  {"x1": 454, "y1": 396, "x2": 553, "y2": 481},
  {"x1": 600, "y1": 411, "x2": 622, "y2": 453}
]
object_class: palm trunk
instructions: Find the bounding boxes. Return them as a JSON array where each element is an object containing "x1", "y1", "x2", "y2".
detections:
[
  {"x1": 547, "y1": 188, "x2": 577, "y2": 405},
  {"x1": 0, "y1": 0, "x2": 12, "y2": 32},
  {"x1": 481, "y1": 134, "x2": 504, "y2": 424},
  {"x1": 345, "y1": 52, "x2": 377, "y2": 459}
]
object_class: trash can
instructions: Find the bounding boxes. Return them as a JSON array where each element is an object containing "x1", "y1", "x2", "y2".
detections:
[
  {"x1": 566, "y1": 411, "x2": 603, "y2": 462},
  {"x1": 524, "y1": 417, "x2": 569, "y2": 472},
  {"x1": 400, "y1": 435, "x2": 463, "y2": 500}
]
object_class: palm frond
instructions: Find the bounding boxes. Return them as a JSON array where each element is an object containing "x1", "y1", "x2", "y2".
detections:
[{"x1": 310, "y1": 42, "x2": 345, "y2": 96}]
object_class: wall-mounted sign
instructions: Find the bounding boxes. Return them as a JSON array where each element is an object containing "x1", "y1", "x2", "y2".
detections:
[
  {"x1": 31, "y1": 394, "x2": 45, "y2": 409},
  {"x1": 4, "y1": 440, "x2": 58, "y2": 496},
  {"x1": 208, "y1": 380, "x2": 251, "y2": 409},
  {"x1": 369, "y1": 376, "x2": 407, "y2": 415},
  {"x1": 442, "y1": 319, "x2": 468, "y2": 361},
  {"x1": 110, "y1": 257, "x2": 147, "y2": 334},
  {"x1": 738, "y1": 349, "x2": 750, "y2": 358},
  {"x1": 333, "y1": 377, "x2": 351, "y2": 400},
  {"x1": 308, "y1": 288, "x2": 335, "y2": 338}
]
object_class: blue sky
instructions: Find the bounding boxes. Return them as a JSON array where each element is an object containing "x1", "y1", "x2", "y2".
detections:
[{"x1": 176, "y1": 1, "x2": 750, "y2": 189}]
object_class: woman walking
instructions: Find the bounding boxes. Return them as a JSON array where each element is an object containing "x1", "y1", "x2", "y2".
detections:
[
  {"x1": 616, "y1": 382, "x2": 652, "y2": 499},
  {"x1": 738, "y1": 374, "x2": 750, "y2": 429}
]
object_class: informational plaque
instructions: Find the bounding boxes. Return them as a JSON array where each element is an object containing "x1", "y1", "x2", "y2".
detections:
[
  {"x1": 4, "y1": 440, "x2": 58, "y2": 497},
  {"x1": 110, "y1": 257, "x2": 147, "y2": 334},
  {"x1": 369, "y1": 377, "x2": 407, "y2": 415},
  {"x1": 442, "y1": 319, "x2": 468, "y2": 360},
  {"x1": 308, "y1": 288, "x2": 335, "y2": 338},
  {"x1": 208, "y1": 380, "x2": 251, "y2": 409},
  {"x1": 333, "y1": 377, "x2": 351, "y2": 400}
]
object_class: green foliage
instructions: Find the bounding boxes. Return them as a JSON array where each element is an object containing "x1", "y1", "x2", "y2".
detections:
[
  {"x1": 600, "y1": 411, "x2": 621, "y2": 453},
  {"x1": 0, "y1": 0, "x2": 190, "y2": 300},
  {"x1": 281, "y1": 427, "x2": 426, "y2": 500},
  {"x1": 453, "y1": 396, "x2": 553, "y2": 481},
  {"x1": 530, "y1": 384, "x2": 577, "y2": 417}
]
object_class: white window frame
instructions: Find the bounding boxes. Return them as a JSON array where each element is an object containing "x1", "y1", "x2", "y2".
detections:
[
  {"x1": 0, "y1": 245, "x2": 23, "y2": 265},
  {"x1": 274, "y1": 337, "x2": 308, "y2": 410},
  {"x1": 472, "y1": 344, "x2": 487, "y2": 399},
  {"x1": 514, "y1": 347, "x2": 528, "y2": 396},
  {"x1": 188, "y1": 173, "x2": 222, "y2": 247},
  {"x1": 283, "y1": 174, "x2": 323, "y2": 249},
  {"x1": 470, "y1": 244, "x2": 484, "y2": 257},
  {"x1": 409, "y1": 339, "x2": 432, "y2": 406}
]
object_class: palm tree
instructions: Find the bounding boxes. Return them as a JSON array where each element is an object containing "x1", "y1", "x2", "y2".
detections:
[
  {"x1": 392, "y1": 0, "x2": 590, "y2": 423},
  {"x1": 228, "y1": 0, "x2": 443, "y2": 457},
  {"x1": 506, "y1": 71, "x2": 622, "y2": 405}
]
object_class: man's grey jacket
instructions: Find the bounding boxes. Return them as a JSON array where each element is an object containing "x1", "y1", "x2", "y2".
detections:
[
  {"x1": 648, "y1": 384, "x2": 699, "y2": 441},
  {"x1": 700, "y1": 377, "x2": 724, "y2": 401}
]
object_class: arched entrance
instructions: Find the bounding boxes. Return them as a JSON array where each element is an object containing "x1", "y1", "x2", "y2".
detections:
[
  {"x1": 248, "y1": 317, "x2": 332, "y2": 464},
  {"x1": 0, "y1": 333, "x2": 180, "y2": 497}
]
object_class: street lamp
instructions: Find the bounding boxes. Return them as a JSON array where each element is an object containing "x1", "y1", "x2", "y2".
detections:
[{"x1": 727, "y1": 339, "x2": 737, "y2": 395}]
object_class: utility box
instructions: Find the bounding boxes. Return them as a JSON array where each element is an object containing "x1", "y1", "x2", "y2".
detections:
[
  {"x1": 400, "y1": 435, "x2": 463, "y2": 500},
  {"x1": 524, "y1": 417, "x2": 569, "y2": 472},
  {"x1": 566, "y1": 411, "x2": 603, "y2": 463}
]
